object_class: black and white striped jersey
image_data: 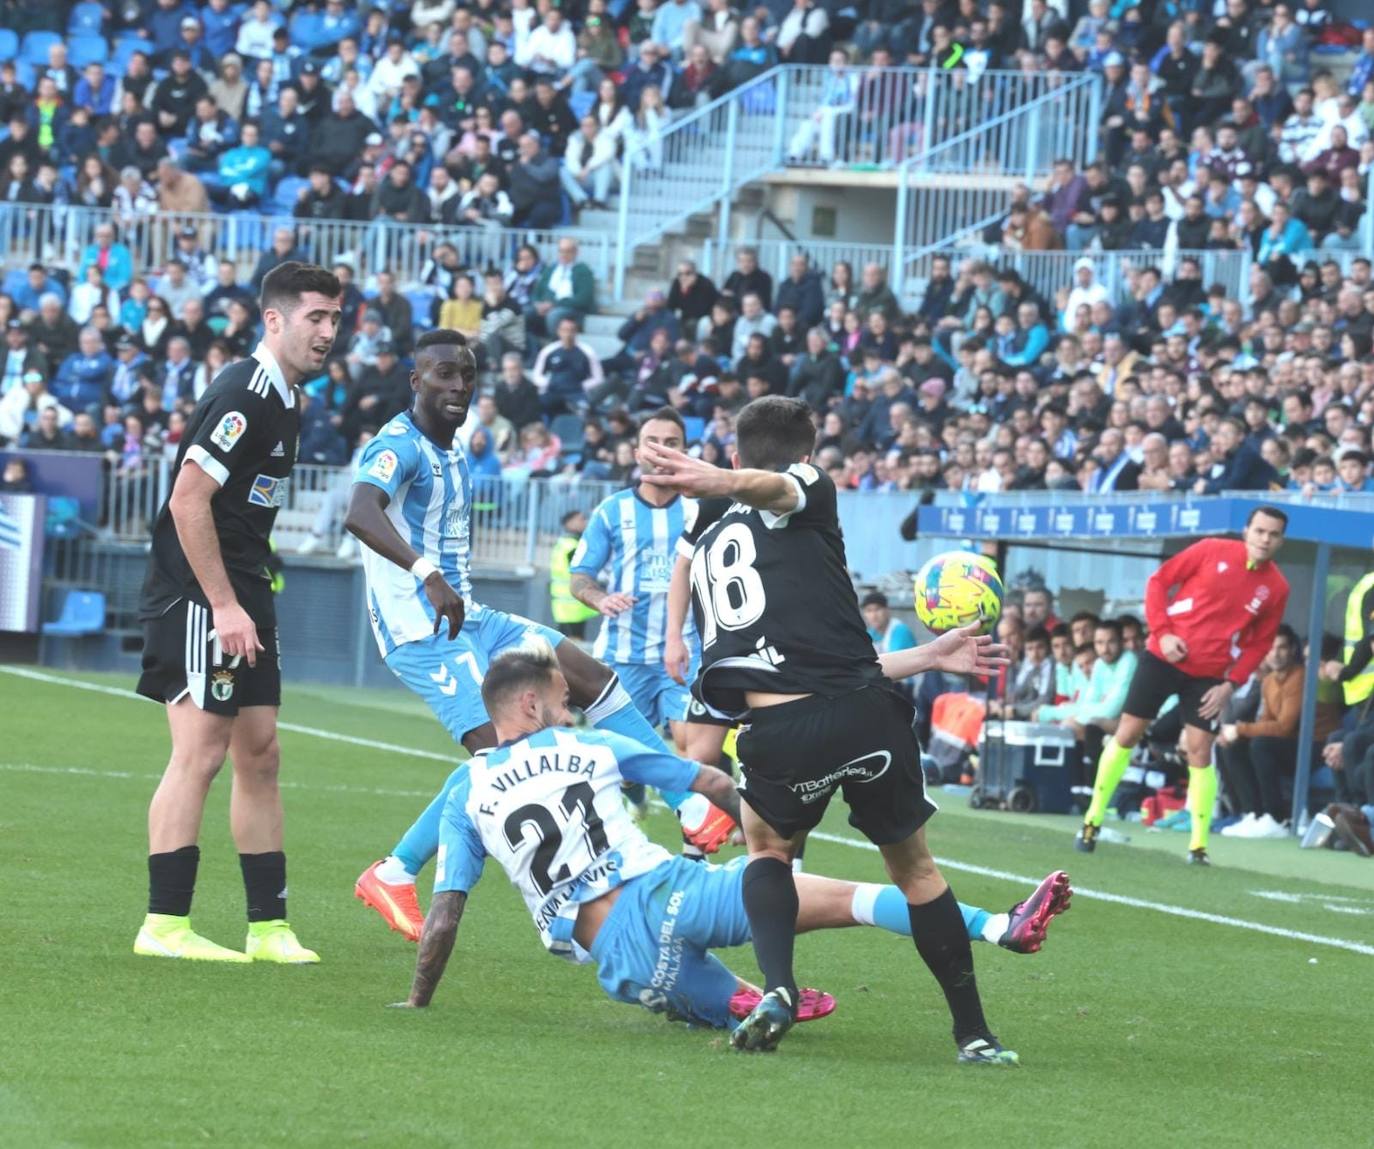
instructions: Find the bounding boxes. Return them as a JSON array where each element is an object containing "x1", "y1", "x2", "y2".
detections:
[{"x1": 139, "y1": 343, "x2": 300, "y2": 626}]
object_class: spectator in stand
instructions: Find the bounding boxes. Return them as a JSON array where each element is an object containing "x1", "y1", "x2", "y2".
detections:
[
  {"x1": 667, "y1": 260, "x2": 718, "y2": 328},
  {"x1": 530, "y1": 237, "x2": 596, "y2": 338},
  {"x1": 342, "y1": 341, "x2": 410, "y2": 444},
  {"x1": 532, "y1": 316, "x2": 603, "y2": 417},
  {"x1": 603, "y1": 289, "x2": 679, "y2": 379},
  {"x1": 775, "y1": 253, "x2": 825, "y2": 330},
  {"x1": 561, "y1": 115, "x2": 618, "y2": 210},
  {"x1": 52, "y1": 325, "x2": 116, "y2": 414},
  {"x1": 721, "y1": 246, "x2": 773, "y2": 311},
  {"x1": 367, "y1": 271, "x2": 415, "y2": 357},
  {"x1": 507, "y1": 132, "x2": 563, "y2": 229},
  {"x1": 496, "y1": 352, "x2": 543, "y2": 431},
  {"x1": 730, "y1": 292, "x2": 777, "y2": 360},
  {"x1": 989, "y1": 625, "x2": 1056, "y2": 720}
]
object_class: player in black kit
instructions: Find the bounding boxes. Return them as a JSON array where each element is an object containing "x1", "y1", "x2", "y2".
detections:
[
  {"x1": 133, "y1": 262, "x2": 342, "y2": 965},
  {"x1": 642, "y1": 396, "x2": 1019, "y2": 1063}
]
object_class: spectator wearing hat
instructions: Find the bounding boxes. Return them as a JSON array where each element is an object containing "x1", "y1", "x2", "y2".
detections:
[
  {"x1": 0, "y1": 369, "x2": 73, "y2": 445},
  {"x1": 0, "y1": 321, "x2": 48, "y2": 397},
  {"x1": 208, "y1": 55, "x2": 249, "y2": 122}
]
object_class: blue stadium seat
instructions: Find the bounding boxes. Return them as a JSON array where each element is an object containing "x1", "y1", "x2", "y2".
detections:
[
  {"x1": 569, "y1": 90, "x2": 595, "y2": 120},
  {"x1": 41, "y1": 589, "x2": 105, "y2": 636},
  {"x1": 68, "y1": 34, "x2": 109, "y2": 68},
  {"x1": 290, "y1": 12, "x2": 328, "y2": 49},
  {"x1": 550, "y1": 413, "x2": 585, "y2": 452},
  {"x1": 20, "y1": 31, "x2": 63, "y2": 66},
  {"x1": 272, "y1": 176, "x2": 308, "y2": 216},
  {"x1": 111, "y1": 37, "x2": 146, "y2": 73},
  {"x1": 0, "y1": 30, "x2": 18, "y2": 62},
  {"x1": 2, "y1": 268, "x2": 29, "y2": 298},
  {"x1": 67, "y1": 1, "x2": 107, "y2": 36},
  {"x1": 406, "y1": 287, "x2": 436, "y2": 330},
  {"x1": 682, "y1": 415, "x2": 706, "y2": 444},
  {"x1": 10, "y1": 62, "x2": 34, "y2": 90}
]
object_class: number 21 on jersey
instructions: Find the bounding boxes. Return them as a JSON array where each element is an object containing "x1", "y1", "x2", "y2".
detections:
[{"x1": 690, "y1": 521, "x2": 767, "y2": 648}]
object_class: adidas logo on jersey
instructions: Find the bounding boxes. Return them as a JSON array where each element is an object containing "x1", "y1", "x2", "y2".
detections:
[{"x1": 271, "y1": 440, "x2": 286, "y2": 457}]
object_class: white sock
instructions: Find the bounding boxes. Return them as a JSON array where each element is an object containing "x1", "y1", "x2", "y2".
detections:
[
  {"x1": 981, "y1": 912, "x2": 1010, "y2": 943},
  {"x1": 791, "y1": 857, "x2": 805, "y2": 874},
  {"x1": 850, "y1": 883, "x2": 882, "y2": 926},
  {"x1": 375, "y1": 856, "x2": 415, "y2": 886}
]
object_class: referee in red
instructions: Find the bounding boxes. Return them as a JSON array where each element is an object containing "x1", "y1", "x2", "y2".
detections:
[{"x1": 1076, "y1": 506, "x2": 1290, "y2": 864}]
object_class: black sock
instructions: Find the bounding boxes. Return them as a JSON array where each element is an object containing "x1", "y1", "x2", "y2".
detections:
[
  {"x1": 148, "y1": 845, "x2": 200, "y2": 917},
  {"x1": 907, "y1": 887, "x2": 990, "y2": 1044},
  {"x1": 239, "y1": 852, "x2": 287, "y2": 923},
  {"x1": 741, "y1": 857, "x2": 799, "y2": 1008}
]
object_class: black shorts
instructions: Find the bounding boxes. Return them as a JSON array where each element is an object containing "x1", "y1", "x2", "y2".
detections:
[
  {"x1": 684, "y1": 695, "x2": 735, "y2": 728},
  {"x1": 1123, "y1": 650, "x2": 1225, "y2": 734},
  {"x1": 735, "y1": 684, "x2": 937, "y2": 845},
  {"x1": 136, "y1": 598, "x2": 281, "y2": 716}
]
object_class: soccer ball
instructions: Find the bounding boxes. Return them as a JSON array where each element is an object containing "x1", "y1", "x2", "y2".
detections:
[{"x1": 912, "y1": 551, "x2": 1004, "y2": 635}]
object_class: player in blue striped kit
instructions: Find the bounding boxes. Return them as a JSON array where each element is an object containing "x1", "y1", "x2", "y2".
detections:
[
  {"x1": 343, "y1": 332, "x2": 736, "y2": 942},
  {"x1": 569, "y1": 408, "x2": 697, "y2": 751}
]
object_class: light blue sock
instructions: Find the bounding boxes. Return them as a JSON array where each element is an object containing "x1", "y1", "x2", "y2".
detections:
[
  {"x1": 859, "y1": 885, "x2": 991, "y2": 942},
  {"x1": 392, "y1": 765, "x2": 468, "y2": 876},
  {"x1": 584, "y1": 677, "x2": 689, "y2": 809}
]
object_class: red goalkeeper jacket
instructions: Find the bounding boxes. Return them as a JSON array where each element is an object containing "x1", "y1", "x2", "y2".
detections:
[{"x1": 1144, "y1": 538, "x2": 1289, "y2": 685}]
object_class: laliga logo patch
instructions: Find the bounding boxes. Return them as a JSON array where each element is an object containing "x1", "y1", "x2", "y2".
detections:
[
  {"x1": 368, "y1": 449, "x2": 399, "y2": 483},
  {"x1": 211, "y1": 669, "x2": 235, "y2": 702},
  {"x1": 248, "y1": 474, "x2": 288, "y2": 508},
  {"x1": 210, "y1": 411, "x2": 247, "y2": 452}
]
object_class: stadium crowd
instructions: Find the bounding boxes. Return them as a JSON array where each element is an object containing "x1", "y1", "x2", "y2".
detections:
[{"x1": 0, "y1": 0, "x2": 1370, "y2": 496}]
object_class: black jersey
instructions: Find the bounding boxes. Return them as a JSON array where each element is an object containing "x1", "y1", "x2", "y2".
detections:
[
  {"x1": 139, "y1": 345, "x2": 300, "y2": 627},
  {"x1": 682, "y1": 463, "x2": 883, "y2": 719}
]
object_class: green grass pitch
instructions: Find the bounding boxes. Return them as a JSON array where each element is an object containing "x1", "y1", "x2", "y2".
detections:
[{"x1": 4, "y1": 665, "x2": 1373, "y2": 1148}]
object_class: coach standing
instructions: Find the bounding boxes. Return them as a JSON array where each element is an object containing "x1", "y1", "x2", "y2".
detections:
[
  {"x1": 1076, "y1": 506, "x2": 1290, "y2": 864},
  {"x1": 134, "y1": 263, "x2": 343, "y2": 963}
]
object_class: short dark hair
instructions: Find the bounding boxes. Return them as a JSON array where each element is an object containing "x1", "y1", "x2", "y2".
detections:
[
  {"x1": 480, "y1": 643, "x2": 560, "y2": 714},
  {"x1": 561, "y1": 509, "x2": 585, "y2": 528},
  {"x1": 1050, "y1": 623, "x2": 1070, "y2": 641},
  {"x1": 1275, "y1": 623, "x2": 1300, "y2": 651},
  {"x1": 1070, "y1": 610, "x2": 1100, "y2": 627},
  {"x1": 416, "y1": 328, "x2": 471, "y2": 354},
  {"x1": 1118, "y1": 613, "x2": 1143, "y2": 633},
  {"x1": 1246, "y1": 504, "x2": 1289, "y2": 530},
  {"x1": 1026, "y1": 625, "x2": 1050, "y2": 646},
  {"x1": 259, "y1": 261, "x2": 342, "y2": 315},
  {"x1": 735, "y1": 396, "x2": 816, "y2": 470},
  {"x1": 638, "y1": 406, "x2": 685, "y2": 439},
  {"x1": 861, "y1": 591, "x2": 889, "y2": 609},
  {"x1": 1095, "y1": 619, "x2": 1123, "y2": 640}
]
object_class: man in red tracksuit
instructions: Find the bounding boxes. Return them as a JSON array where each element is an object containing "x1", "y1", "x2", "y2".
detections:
[{"x1": 1076, "y1": 506, "x2": 1290, "y2": 864}]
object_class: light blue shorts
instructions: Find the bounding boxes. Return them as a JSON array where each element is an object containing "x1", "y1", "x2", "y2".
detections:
[
  {"x1": 385, "y1": 606, "x2": 564, "y2": 741},
  {"x1": 611, "y1": 660, "x2": 693, "y2": 730},
  {"x1": 589, "y1": 855, "x2": 751, "y2": 1029}
]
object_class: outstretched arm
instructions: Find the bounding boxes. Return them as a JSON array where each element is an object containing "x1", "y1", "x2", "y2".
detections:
[
  {"x1": 639, "y1": 441, "x2": 799, "y2": 517},
  {"x1": 396, "y1": 891, "x2": 468, "y2": 1008},
  {"x1": 878, "y1": 623, "x2": 1010, "y2": 681}
]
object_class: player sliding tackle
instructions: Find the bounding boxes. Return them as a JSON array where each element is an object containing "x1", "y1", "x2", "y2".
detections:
[
  {"x1": 640, "y1": 396, "x2": 1018, "y2": 1062},
  {"x1": 393, "y1": 646, "x2": 1072, "y2": 1029},
  {"x1": 342, "y1": 331, "x2": 735, "y2": 942}
]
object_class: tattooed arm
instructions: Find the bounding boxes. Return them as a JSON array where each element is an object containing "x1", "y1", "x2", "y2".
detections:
[{"x1": 397, "y1": 891, "x2": 468, "y2": 1007}]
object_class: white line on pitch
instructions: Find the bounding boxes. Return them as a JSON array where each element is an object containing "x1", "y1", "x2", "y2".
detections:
[{"x1": 6, "y1": 665, "x2": 1374, "y2": 958}]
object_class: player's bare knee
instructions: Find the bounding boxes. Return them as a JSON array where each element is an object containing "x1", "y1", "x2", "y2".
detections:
[{"x1": 233, "y1": 738, "x2": 281, "y2": 786}]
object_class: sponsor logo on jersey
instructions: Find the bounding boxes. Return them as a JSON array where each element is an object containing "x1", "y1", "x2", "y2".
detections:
[
  {"x1": 431, "y1": 462, "x2": 443, "y2": 477},
  {"x1": 270, "y1": 440, "x2": 286, "y2": 457},
  {"x1": 210, "y1": 411, "x2": 247, "y2": 452},
  {"x1": 248, "y1": 473, "x2": 288, "y2": 508},
  {"x1": 210, "y1": 669, "x2": 235, "y2": 702},
  {"x1": 367, "y1": 449, "x2": 399, "y2": 483}
]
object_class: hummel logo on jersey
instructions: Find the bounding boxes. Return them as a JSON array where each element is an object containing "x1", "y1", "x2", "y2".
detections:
[{"x1": 271, "y1": 440, "x2": 285, "y2": 457}]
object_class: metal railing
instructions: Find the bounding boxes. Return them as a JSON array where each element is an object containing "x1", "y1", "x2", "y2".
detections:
[
  {"x1": 96, "y1": 458, "x2": 621, "y2": 571},
  {"x1": 612, "y1": 65, "x2": 786, "y2": 300},
  {"x1": 893, "y1": 71, "x2": 1100, "y2": 295},
  {"x1": 0, "y1": 203, "x2": 611, "y2": 288}
]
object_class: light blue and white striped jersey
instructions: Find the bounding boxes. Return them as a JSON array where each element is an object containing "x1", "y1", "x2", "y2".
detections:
[
  {"x1": 433, "y1": 728, "x2": 700, "y2": 960},
  {"x1": 355, "y1": 412, "x2": 474, "y2": 656},
  {"x1": 570, "y1": 489, "x2": 693, "y2": 665}
]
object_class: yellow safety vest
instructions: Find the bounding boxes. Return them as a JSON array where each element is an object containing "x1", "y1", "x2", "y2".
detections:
[
  {"x1": 550, "y1": 535, "x2": 597, "y2": 624},
  {"x1": 1343, "y1": 571, "x2": 1374, "y2": 706}
]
